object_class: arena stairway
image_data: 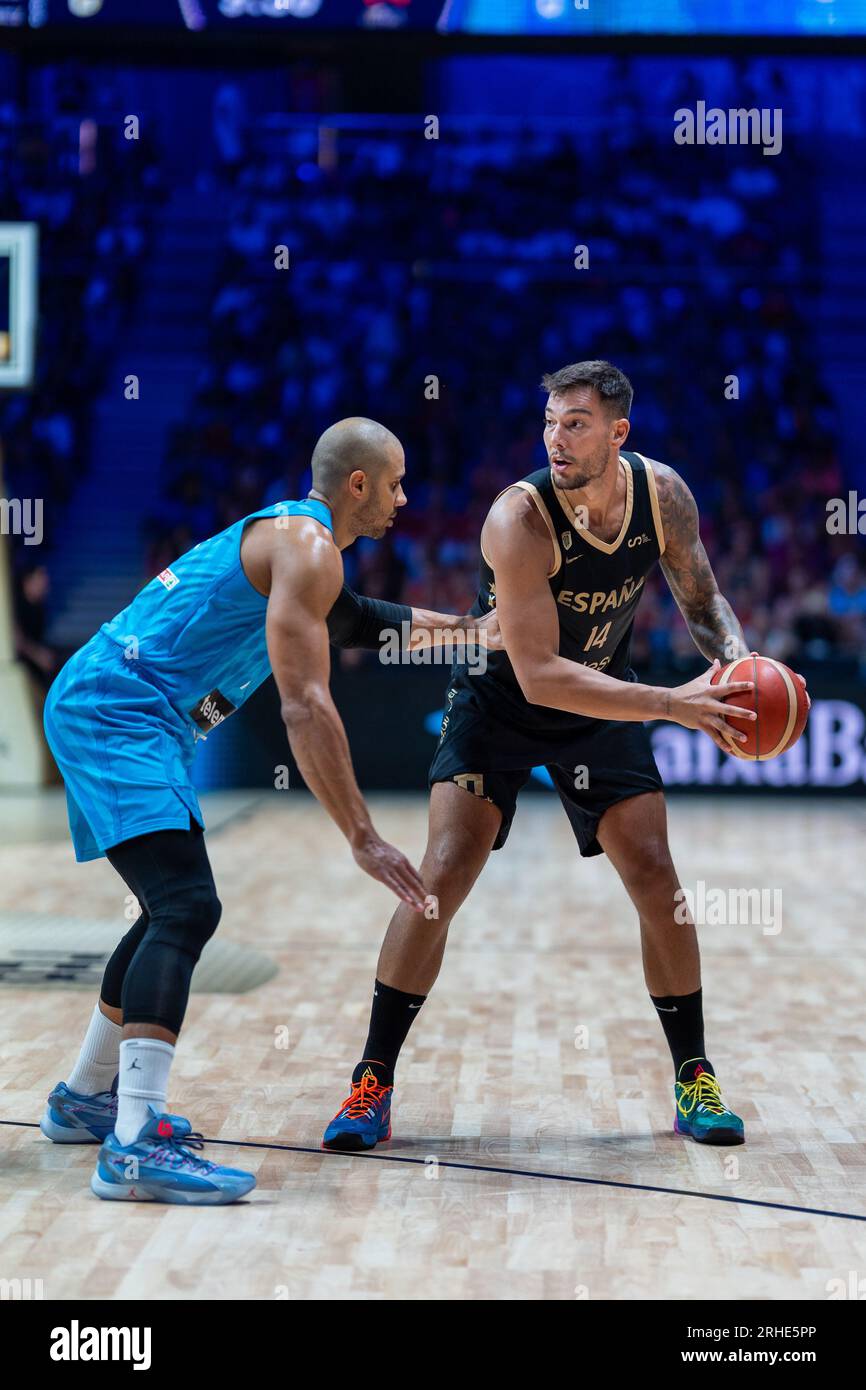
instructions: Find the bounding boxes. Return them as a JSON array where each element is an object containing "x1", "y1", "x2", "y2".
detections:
[{"x1": 46, "y1": 183, "x2": 231, "y2": 650}]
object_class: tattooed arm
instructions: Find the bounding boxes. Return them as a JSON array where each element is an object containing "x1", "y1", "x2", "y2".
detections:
[{"x1": 653, "y1": 461, "x2": 748, "y2": 664}]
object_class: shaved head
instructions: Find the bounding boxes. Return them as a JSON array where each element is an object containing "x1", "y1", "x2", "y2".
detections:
[
  {"x1": 311, "y1": 417, "x2": 401, "y2": 495},
  {"x1": 309, "y1": 417, "x2": 407, "y2": 543}
]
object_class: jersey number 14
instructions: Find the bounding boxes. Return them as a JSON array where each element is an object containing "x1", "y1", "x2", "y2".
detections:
[{"x1": 583, "y1": 622, "x2": 611, "y2": 652}]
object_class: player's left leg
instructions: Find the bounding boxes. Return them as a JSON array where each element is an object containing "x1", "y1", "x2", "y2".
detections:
[
  {"x1": 596, "y1": 791, "x2": 744, "y2": 1145},
  {"x1": 40, "y1": 637, "x2": 207, "y2": 1147},
  {"x1": 41, "y1": 915, "x2": 151, "y2": 1144},
  {"x1": 322, "y1": 779, "x2": 504, "y2": 1152}
]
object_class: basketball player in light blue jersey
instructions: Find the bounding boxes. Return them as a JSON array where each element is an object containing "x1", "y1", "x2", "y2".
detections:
[{"x1": 40, "y1": 417, "x2": 495, "y2": 1205}]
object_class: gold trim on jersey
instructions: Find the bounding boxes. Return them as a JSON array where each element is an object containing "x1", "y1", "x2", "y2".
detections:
[
  {"x1": 480, "y1": 481, "x2": 562, "y2": 578},
  {"x1": 552, "y1": 456, "x2": 634, "y2": 555},
  {"x1": 633, "y1": 451, "x2": 666, "y2": 556}
]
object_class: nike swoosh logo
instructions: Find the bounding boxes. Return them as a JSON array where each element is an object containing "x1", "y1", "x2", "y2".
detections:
[
  {"x1": 565, "y1": 554, "x2": 583, "y2": 564},
  {"x1": 240, "y1": 681, "x2": 251, "y2": 690},
  {"x1": 655, "y1": 1005, "x2": 678, "y2": 1013},
  {"x1": 408, "y1": 1003, "x2": 423, "y2": 1009}
]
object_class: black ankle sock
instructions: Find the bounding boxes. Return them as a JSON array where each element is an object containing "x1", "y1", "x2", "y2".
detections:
[
  {"x1": 356, "y1": 979, "x2": 427, "y2": 1085},
  {"x1": 650, "y1": 986, "x2": 711, "y2": 1078}
]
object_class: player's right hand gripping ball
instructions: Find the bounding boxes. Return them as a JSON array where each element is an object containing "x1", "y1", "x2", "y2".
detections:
[{"x1": 711, "y1": 653, "x2": 809, "y2": 760}]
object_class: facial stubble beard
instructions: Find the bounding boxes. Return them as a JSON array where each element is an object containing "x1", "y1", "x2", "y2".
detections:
[
  {"x1": 353, "y1": 496, "x2": 389, "y2": 541},
  {"x1": 550, "y1": 439, "x2": 611, "y2": 494}
]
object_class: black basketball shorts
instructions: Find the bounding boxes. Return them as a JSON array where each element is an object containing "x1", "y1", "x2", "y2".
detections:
[{"x1": 428, "y1": 675, "x2": 664, "y2": 857}]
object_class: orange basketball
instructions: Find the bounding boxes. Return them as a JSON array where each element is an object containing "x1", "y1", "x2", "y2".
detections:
[{"x1": 710, "y1": 653, "x2": 809, "y2": 761}]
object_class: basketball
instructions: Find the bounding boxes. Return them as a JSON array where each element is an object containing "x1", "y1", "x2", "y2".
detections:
[{"x1": 711, "y1": 653, "x2": 810, "y2": 760}]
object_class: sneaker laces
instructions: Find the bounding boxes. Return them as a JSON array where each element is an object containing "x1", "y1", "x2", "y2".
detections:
[
  {"x1": 338, "y1": 1072, "x2": 389, "y2": 1121},
  {"x1": 63, "y1": 1089, "x2": 115, "y2": 1117},
  {"x1": 677, "y1": 1071, "x2": 728, "y2": 1118},
  {"x1": 146, "y1": 1130, "x2": 216, "y2": 1174}
]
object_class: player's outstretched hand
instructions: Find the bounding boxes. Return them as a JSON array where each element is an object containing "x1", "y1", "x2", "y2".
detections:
[
  {"x1": 669, "y1": 660, "x2": 757, "y2": 754},
  {"x1": 352, "y1": 831, "x2": 428, "y2": 911}
]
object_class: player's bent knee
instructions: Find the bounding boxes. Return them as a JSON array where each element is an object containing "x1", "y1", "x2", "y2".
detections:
[
  {"x1": 185, "y1": 886, "x2": 222, "y2": 948},
  {"x1": 623, "y1": 840, "x2": 677, "y2": 897},
  {"x1": 425, "y1": 834, "x2": 486, "y2": 893},
  {"x1": 151, "y1": 885, "x2": 222, "y2": 960}
]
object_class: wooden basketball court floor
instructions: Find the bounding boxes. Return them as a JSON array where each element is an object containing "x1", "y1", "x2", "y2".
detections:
[{"x1": 0, "y1": 788, "x2": 863, "y2": 1302}]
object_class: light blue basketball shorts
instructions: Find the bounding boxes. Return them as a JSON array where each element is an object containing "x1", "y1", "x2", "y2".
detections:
[{"x1": 43, "y1": 631, "x2": 204, "y2": 863}]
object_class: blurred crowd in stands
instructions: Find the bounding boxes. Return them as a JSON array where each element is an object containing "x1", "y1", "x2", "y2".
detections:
[
  {"x1": 146, "y1": 68, "x2": 864, "y2": 674},
  {"x1": 0, "y1": 65, "x2": 162, "y2": 674},
  {"x1": 4, "y1": 57, "x2": 865, "y2": 677}
]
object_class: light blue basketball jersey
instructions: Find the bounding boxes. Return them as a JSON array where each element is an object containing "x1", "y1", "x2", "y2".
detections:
[
  {"x1": 44, "y1": 496, "x2": 334, "y2": 862},
  {"x1": 99, "y1": 498, "x2": 333, "y2": 736}
]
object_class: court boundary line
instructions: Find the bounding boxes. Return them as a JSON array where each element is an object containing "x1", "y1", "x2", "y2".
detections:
[{"x1": 3, "y1": 1119, "x2": 865, "y2": 1223}]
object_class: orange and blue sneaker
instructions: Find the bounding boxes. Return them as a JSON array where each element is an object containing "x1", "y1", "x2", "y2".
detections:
[
  {"x1": 322, "y1": 1061, "x2": 393, "y2": 1152},
  {"x1": 674, "y1": 1058, "x2": 744, "y2": 1145}
]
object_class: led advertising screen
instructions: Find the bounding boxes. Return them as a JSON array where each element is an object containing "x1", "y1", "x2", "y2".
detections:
[{"x1": 7, "y1": 0, "x2": 865, "y2": 34}]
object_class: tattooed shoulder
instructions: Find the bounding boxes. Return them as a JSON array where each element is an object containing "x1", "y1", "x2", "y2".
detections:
[
  {"x1": 648, "y1": 459, "x2": 747, "y2": 661},
  {"x1": 649, "y1": 459, "x2": 699, "y2": 549}
]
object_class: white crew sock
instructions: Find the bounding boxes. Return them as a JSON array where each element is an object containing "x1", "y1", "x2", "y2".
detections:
[
  {"x1": 115, "y1": 1038, "x2": 175, "y2": 1146},
  {"x1": 66, "y1": 1004, "x2": 122, "y2": 1096}
]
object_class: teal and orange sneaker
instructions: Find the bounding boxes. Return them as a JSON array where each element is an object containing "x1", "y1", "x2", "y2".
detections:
[
  {"x1": 674, "y1": 1059, "x2": 744, "y2": 1145},
  {"x1": 322, "y1": 1063, "x2": 393, "y2": 1152}
]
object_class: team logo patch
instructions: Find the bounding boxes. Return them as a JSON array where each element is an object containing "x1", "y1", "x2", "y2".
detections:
[
  {"x1": 453, "y1": 772, "x2": 487, "y2": 799},
  {"x1": 188, "y1": 689, "x2": 237, "y2": 734},
  {"x1": 561, "y1": 531, "x2": 572, "y2": 551},
  {"x1": 157, "y1": 568, "x2": 179, "y2": 590}
]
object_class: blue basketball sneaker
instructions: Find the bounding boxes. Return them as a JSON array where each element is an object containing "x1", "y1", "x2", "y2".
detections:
[
  {"x1": 91, "y1": 1106, "x2": 256, "y2": 1205},
  {"x1": 40, "y1": 1079, "x2": 119, "y2": 1144},
  {"x1": 41, "y1": 1079, "x2": 194, "y2": 1146},
  {"x1": 322, "y1": 1062, "x2": 393, "y2": 1152}
]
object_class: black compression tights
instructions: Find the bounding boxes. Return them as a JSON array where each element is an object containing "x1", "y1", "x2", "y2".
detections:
[{"x1": 101, "y1": 816, "x2": 221, "y2": 1035}]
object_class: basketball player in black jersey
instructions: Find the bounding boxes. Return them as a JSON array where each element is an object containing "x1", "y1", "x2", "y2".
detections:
[{"x1": 323, "y1": 360, "x2": 794, "y2": 1151}]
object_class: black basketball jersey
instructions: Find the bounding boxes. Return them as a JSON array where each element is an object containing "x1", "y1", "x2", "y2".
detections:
[{"x1": 464, "y1": 450, "x2": 666, "y2": 731}]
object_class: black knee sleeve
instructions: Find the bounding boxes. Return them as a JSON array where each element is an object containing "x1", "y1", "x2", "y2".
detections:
[
  {"x1": 121, "y1": 885, "x2": 222, "y2": 1034},
  {"x1": 106, "y1": 821, "x2": 222, "y2": 1035},
  {"x1": 153, "y1": 883, "x2": 223, "y2": 960},
  {"x1": 101, "y1": 912, "x2": 150, "y2": 1009}
]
